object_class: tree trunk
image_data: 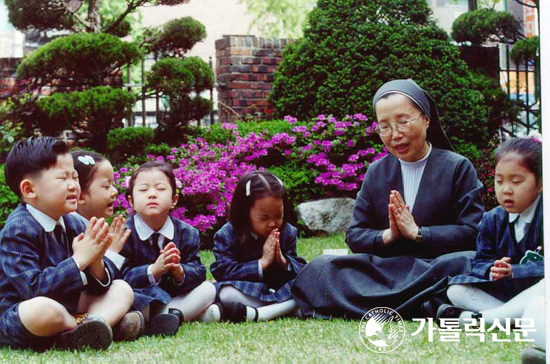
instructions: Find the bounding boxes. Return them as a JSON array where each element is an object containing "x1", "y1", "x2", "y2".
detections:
[{"x1": 88, "y1": 0, "x2": 102, "y2": 32}]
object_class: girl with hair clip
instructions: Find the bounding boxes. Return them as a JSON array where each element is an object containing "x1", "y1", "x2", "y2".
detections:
[
  {"x1": 71, "y1": 150, "x2": 143, "y2": 341},
  {"x1": 210, "y1": 171, "x2": 307, "y2": 322}
]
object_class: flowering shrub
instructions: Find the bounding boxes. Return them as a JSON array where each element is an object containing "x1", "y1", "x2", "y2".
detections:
[{"x1": 112, "y1": 114, "x2": 386, "y2": 239}]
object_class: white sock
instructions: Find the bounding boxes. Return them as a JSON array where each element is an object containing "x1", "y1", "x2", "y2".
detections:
[
  {"x1": 246, "y1": 307, "x2": 258, "y2": 321},
  {"x1": 255, "y1": 299, "x2": 299, "y2": 322},
  {"x1": 161, "y1": 282, "x2": 217, "y2": 321},
  {"x1": 201, "y1": 304, "x2": 221, "y2": 323}
]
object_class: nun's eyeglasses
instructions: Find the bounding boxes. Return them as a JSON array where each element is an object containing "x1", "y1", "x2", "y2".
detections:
[{"x1": 375, "y1": 113, "x2": 423, "y2": 136}]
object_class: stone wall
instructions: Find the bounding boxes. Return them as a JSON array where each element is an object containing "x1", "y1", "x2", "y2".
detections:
[{"x1": 215, "y1": 35, "x2": 291, "y2": 123}]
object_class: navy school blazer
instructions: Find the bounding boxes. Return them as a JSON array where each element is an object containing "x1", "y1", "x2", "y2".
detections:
[
  {"x1": 119, "y1": 215, "x2": 206, "y2": 310},
  {"x1": 0, "y1": 203, "x2": 116, "y2": 316},
  {"x1": 210, "y1": 222, "x2": 306, "y2": 285}
]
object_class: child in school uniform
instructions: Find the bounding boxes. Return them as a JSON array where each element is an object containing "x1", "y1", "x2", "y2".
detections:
[
  {"x1": 118, "y1": 161, "x2": 217, "y2": 336},
  {"x1": 0, "y1": 137, "x2": 134, "y2": 350},
  {"x1": 438, "y1": 137, "x2": 544, "y2": 326},
  {"x1": 210, "y1": 171, "x2": 307, "y2": 322},
  {"x1": 71, "y1": 150, "x2": 143, "y2": 341}
]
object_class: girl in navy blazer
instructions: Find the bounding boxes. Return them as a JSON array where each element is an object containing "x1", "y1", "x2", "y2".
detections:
[
  {"x1": 119, "y1": 161, "x2": 217, "y2": 336},
  {"x1": 441, "y1": 137, "x2": 544, "y2": 325},
  {"x1": 210, "y1": 171, "x2": 307, "y2": 322}
]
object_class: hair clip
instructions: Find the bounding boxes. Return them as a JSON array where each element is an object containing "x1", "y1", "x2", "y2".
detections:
[
  {"x1": 274, "y1": 175, "x2": 283, "y2": 186},
  {"x1": 77, "y1": 155, "x2": 95, "y2": 166},
  {"x1": 245, "y1": 180, "x2": 251, "y2": 196}
]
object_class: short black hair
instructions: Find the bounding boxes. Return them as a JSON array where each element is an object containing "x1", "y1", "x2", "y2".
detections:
[
  {"x1": 5, "y1": 136, "x2": 69, "y2": 198},
  {"x1": 229, "y1": 171, "x2": 291, "y2": 244},
  {"x1": 126, "y1": 161, "x2": 178, "y2": 200},
  {"x1": 495, "y1": 137, "x2": 542, "y2": 184},
  {"x1": 71, "y1": 150, "x2": 107, "y2": 194}
]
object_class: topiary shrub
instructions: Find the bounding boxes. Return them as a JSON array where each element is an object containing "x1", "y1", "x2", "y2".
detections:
[
  {"x1": 107, "y1": 126, "x2": 155, "y2": 165},
  {"x1": 269, "y1": 0, "x2": 488, "y2": 148},
  {"x1": 17, "y1": 33, "x2": 141, "y2": 86},
  {"x1": 511, "y1": 36, "x2": 539, "y2": 62},
  {"x1": 143, "y1": 17, "x2": 207, "y2": 57},
  {"x1": 147, "y1": 56, "x2": 214, "y2": 145},
  {"x1": 36, "y1": 86, "x2": 135, "y2": 151},
  {"x1": 452, "y1": 8, "x2": 522, "y2": 45}
]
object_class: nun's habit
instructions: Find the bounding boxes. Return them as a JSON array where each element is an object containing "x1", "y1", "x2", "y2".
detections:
[{"x1": 291, "y1": 79, "x2": 485, "y2": 319}]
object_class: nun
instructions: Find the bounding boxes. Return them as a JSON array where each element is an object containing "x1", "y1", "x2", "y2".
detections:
[{"x1": 291, "y1": 79, "x2": 485, "y2": 319}]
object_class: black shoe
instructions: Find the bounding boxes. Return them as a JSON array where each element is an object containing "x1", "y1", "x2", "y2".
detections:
[
  {"x1": 521, "y1": 346, "x2": 546, "y2": 364},
  {"x1": 168, "y1": 308, "x2": 184, "y2": 325},
  {"x1": 435, "y1": 304, "x2": 466, "y2": 326},
  {"x1": 113, "y1": 311, "x2": 145, "y2": 342},
  {"x1": 218, "y1": 302, "x2": 257, "y2": 323},
  {"x1": 145, "y1": 313, "x2": 181, "y2": 336},
  {"x1": 420, "y1": 299, "x2": 438, "y2": 319},
  {"x1": 56, "y1": 314, "x2": 112, "y2": 350}
]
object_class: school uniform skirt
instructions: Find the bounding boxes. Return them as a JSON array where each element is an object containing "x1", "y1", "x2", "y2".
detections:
[
  {"x1": 448, "y1": 274, "x2": 544, "y2": 302},
  {"x1": 215, "y1": 266, "x2": 298, "y2": 304},
  {"x1": 291, "y1": 250, "x2": 476, "y2": 319}
]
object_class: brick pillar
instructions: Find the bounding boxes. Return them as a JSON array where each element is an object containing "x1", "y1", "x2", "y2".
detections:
[
  {"x1": 215, "y1": 35, "x2": 292, "y2": 123},
  {"x1": 0, "y1": 58, "x2": 21, "y2": 97}
]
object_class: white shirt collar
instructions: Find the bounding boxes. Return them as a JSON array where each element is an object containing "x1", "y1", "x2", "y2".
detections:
[
  {"x1": 70, "y1": 211, "x2": 90, "y2": 226},
  {"x1": 26, "y1": 204, "x2": 66, "y2": 232},
  {"x1": 508, "y1": 194, "x2": 541, "y2": 224},
  {"x1": 398, "y1": 143, "x2": 432, "y2": 167},
  {"x1": 134, "y1": 214, "x2": 174, "y2": 241}
]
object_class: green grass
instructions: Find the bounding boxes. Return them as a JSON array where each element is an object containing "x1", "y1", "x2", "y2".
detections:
[{"x1": 0, "y1": 234, "x2": 531, "y2": 363}]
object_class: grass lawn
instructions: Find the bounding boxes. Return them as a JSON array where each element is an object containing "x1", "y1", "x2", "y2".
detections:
[{"x1": 0, "y1": 234, "x2": 531, "y2": 363}]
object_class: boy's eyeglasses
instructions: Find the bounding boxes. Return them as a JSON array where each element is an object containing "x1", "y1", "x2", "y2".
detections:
[{"x1": 375, "y1": 113, "x2": 423, "y2": 136}]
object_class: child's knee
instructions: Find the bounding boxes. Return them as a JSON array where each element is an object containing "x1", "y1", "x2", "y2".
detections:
[
  {"x1": 218, "y1": 286, "x2": 240, "y2": 303},
  {"x1": 198, "y1": 281, "x2": 216, "y2": 302},
  {"x1": 110, "y1": 280, "x2": 134, "y2": 303},
  {"x1": 19, "y1": 297, "x2": 69, "y2": 329}
]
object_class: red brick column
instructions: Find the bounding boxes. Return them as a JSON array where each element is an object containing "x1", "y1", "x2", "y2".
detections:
[
  {"x1": 0, "y1": 58, "x2": 21, "y2": 97},
  {"x1": 215, "y1": 35, "x2": 291, "y2": 123}
]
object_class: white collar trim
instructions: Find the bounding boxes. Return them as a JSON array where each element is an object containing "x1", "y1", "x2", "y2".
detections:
[
  {"x1": 26, "y1": 204, "x2": 65, "y2": 232},
  {"x1": 134, "y1": 214, "x2": 174, "y2": 241},
  {"x1": 508, "y1": 195, "x2": 540, "y2": 224},
  {"x1": 398, "y1": 143, "x2": 432, "y2": 166}
]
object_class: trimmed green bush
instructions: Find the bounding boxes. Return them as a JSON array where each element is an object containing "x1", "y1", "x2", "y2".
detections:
[
  {"x1": 144, "y1": 17, "x2": 207, "y2": 57},
  {"x1": 107, "y1": 127, "x2": 155, "y2": 165},
  {"x1": 270, "y1": 0, "x2": 488, "y2": 148},
  {"x1": 511, "y1": 36, "x2": 539, "y2": 62},
  {"x1": 452, "y1": 8, "x2": 522, "y2": 45},
  {"x1": 147, "y1": 56, "x2": 214, "y2": 145},
  {"x1": 17, "y1": 33, "x2": 141, "y2": 85},
  {"x1": 0, "y1": 165, "x2": 19, "y2": 229},
  {"x1": 36, "y1": 87, "x2": 135, "y2": 151}
]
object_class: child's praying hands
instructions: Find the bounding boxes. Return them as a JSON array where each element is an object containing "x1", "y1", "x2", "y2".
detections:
[
  {"x1": 490, "y1": 257, "x2": 512, "y2": 281},
  {"x1": 109, "y1": 216, "x2": 131, "y2": 253},
  {"x1": 259, "y1": 229, "x2": 278, "y2": 271}
]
